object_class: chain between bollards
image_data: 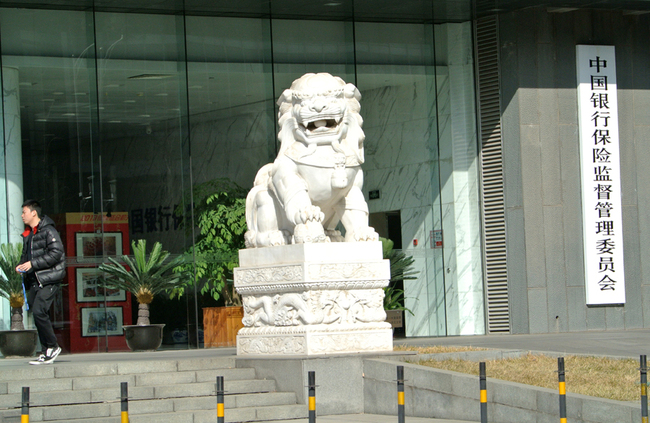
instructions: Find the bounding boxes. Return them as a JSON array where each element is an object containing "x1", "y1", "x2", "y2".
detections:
[
  {"x1": 216, "y1": 376, "x2": 225, "y2": 423},
  {"x1": 479, "y1": 362, "x2": 487, "y2": 423},
  {"x1": 397, "y1": 365, "x2": 405, "y2": 423},
  {"x1": 120, "y1": 382, "x2": 128, "y2": 423},
  {"x1": 642, "y1": 355, "x2": 648, "y2": 423},
  {"x1": 308, "y1": 371, "x2": 316, "y2": 423},
  {"x1": 21, "y1": 386, "x2": 29, "y2": 423},
  {"x1": 558, "y1": 357, "x2": 567, "y2": 423}
]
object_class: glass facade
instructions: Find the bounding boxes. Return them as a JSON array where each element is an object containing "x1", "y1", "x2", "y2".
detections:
[{"x1": 0, "y1": 3, "x2": 482, "y2": 354}]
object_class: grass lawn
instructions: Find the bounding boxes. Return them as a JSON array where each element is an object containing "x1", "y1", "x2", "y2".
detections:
[{"x1": 396, "y1": 346, "x2": 641, "y2": 402}]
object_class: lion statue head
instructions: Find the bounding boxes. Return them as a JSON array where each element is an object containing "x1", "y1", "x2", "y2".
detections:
[{"x1": 276, "y1": 73, "x2": 365, "y2": 165}]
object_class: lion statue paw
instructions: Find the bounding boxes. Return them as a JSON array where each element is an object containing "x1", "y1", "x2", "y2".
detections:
[
  {"x1": 349, "y1": 227, "x2": 379, "y2": 242},
  {"x1": 295, "y1": 205, "x2": 324, "y2": 225},
  {"x1": 325, "y1": 229, "x2": 344, "y2": 242},
  {"x1": 293, "y1": 221, "x2": 328, "y2": 244}
]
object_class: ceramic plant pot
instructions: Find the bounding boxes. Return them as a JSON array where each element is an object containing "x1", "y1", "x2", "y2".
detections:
[
  {"x1": 122, "y1": 324, "x2": 165, "y2": 352},
  {"x1": 0, "y1": 329, "x2": 38, "y2": 358}
]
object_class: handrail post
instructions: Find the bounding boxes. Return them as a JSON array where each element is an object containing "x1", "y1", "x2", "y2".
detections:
[
  {"x1": 21, "y1": 386, "x2": 29, "y2": 423},
  {"x1": 216, "y1": 376, "x2": 225, "y2": 423},
  {"x1": 397, "y1": 365, "x2": 405, "y2": 423},
  {"x1": 479, "y1": 362, "x2": 487, "y2": 423},
  {"x1": 558, "y1": 357, "x2": 567, "y2": 423},
  {"x1": 308, "y1": 371, "x2": 316, "y2": 423}
]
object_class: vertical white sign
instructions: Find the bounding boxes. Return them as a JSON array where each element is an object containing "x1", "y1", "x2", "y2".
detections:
[{"x1": 576, "y1": 45, "x2": 625, "y2": 305}]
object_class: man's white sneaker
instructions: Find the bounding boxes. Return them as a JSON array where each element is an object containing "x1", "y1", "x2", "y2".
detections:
[
  {"x1": 29, "y1": 354, "x2": 46, "y2": 365},
  {"x1": 42, "y1": 346, "x2": 62, "y2": 364}
]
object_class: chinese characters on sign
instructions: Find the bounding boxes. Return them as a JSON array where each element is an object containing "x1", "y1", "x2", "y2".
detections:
[
  {"x1": 130, "y1": 205, "x2": 183, "y2": 234},
  {"x1": 576, "y1": 45, "x2": 625, "y2": 305}
]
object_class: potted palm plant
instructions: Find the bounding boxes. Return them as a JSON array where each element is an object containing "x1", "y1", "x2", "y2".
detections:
[
  {"x1": 99, "y1": 239, "x2": 189, "y2": 351},
  {"x1": 173, "y1": 178, "x2": 247, "y2": 347},
  {"x1": 380, "y1": 237, "x2": 417, "y2": 331},
  {"x1": 0, "y1": 243, "x2": 38, "y2": 357}
]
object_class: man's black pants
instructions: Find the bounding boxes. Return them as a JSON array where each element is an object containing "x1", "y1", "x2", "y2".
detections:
[{"x1": 27, "y1": 283, "x2": 60, "y2": 351}]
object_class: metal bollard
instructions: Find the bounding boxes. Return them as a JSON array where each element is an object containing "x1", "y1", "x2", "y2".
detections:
[
  {"x1": 479, "y1": 362, "x2": 487, "y2": 423},
  {"x1": 308, "y1": 371, "x2": 316, "y2": 423},
  {"x1": 558, "y1": 357, "x2": 567, "y2": 423},
  {"x1": 216, "y1": 376, "x2": 225, "y2": 423},
  {"x1": 642, "y1": 355, "x2": 648, "y2": 423},
  {"x1": 120, "y1": 382, "x2": 128, "y2": 423},
  {"x1": 21, "y1": 386, "x2": 29, "y2": 423},
  {"x1": 397, "y1": 365, "x2": 405, "y2": 423}
]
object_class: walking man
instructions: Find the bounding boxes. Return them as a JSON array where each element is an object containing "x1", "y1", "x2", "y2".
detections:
[{"x1": 16, "y1": 200, "x2": 66, "y2": 365}]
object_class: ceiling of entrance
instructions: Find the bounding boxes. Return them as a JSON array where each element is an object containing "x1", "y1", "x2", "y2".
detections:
[
  {"x1": 4, "y1": 0, "x2": 650, "y2": 22},
  {"x1": 4, "y1": 0, "x2": 650, "y2": 129}
]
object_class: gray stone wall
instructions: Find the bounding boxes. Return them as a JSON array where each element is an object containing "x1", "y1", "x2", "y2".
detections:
[{"x1": 499, "y1": 7, "x2": 650, "y2": 333}]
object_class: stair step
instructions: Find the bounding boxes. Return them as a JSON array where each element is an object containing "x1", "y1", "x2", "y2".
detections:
[
  {"x1": 0, "y1": 399, "x2": 306, "y2": 422},
  {"x1": 0, "y1": 354, "x2": 304, "y2": 422},
  {"x1": 3, "y1": 367, "x2": 256, "y2": 396},
  {"x1": 1, "y1": 356, "x2": 237, "y2": 382}
]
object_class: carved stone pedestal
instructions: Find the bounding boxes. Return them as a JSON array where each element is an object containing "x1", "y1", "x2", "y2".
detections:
[{"x1": 234, "y1": 241, "x2": 393, "y2": 355}]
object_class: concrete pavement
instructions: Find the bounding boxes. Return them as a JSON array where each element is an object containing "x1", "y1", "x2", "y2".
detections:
[
  {"x1": 394, "y1": 328, "x2": 650, "y2": 358},
  {"x1": 272, "y1": 415, "x2": 476, "y2": 423},
  {"x1": 3, "y1": 329, "x2": 648, "y2": 422}
]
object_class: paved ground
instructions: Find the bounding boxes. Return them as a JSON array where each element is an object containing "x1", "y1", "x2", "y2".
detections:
[
  {"x1": 394, "y1": 328, "x2": 650, "y2": 358},
  {"x1": 272, "y1": 415, "x2": 475, "y2": 423},
  {"x1": 3, "y1": 329, "x2": 649, "y2": 422}
]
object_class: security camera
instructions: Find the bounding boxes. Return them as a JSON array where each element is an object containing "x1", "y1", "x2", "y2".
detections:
[{"x1": 145, "y1": 125, "x2": 152, "y2": 135}]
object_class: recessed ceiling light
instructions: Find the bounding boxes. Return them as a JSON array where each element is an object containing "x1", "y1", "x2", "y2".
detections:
[
  {"x1": 124, "y1": 100, "x2": 136, "y2": 103},
  {"x1": 19, "y1": 82, "x2": 35, "y2": 86},
  {"x1": 623, "y1": 10, "x2": 650, "y2": 15},
  {"x1": 547, "y1": 7, "x2": 578, "y2": 13},
  {"x1": 139, "y1": 114, "x2": 151, "y2": 118},
  {"x1": 127, "y1": 74, "x2": 175, "y2": 80},
  {"x1": 74, "y1": 92, "x2": 87, "y2": 96},
  {"x1": 52, "y1": 92, "x2": 64, "y2": 95},
  {"x1": 324, "y1": 2, "x2": 341, "y2": 6},
  {"x1": 36, "y1": 119, "x2": 47, "y2": 122},
  {"x1": 155, "y1": 93, "x2": 169, "y2": 97},
  {"x1": 62, "y1": 113, "x2": 76, "y2": 116},
  {"x1": 109, "y1": 120, "x2": 122, "y2": 123}
]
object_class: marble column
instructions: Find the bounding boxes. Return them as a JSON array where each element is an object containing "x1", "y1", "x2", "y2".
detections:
[{"x1": 0, "y1": 67, "x2": 23, "y2": 331}]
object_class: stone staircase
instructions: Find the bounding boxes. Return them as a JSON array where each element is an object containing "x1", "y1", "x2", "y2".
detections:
[{"x1": 0, "y1": 355, "x2": 307, "y2": 422}]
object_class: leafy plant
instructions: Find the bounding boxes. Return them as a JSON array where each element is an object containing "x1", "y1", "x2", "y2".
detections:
[
  {"x1": 0, "y1": 243, "x2": 26, "y2": 330},
  {"x1": 99, "y1": 239, "x2": 190, "y2": 325},
  {"x1": 173, "y1": 178, "x2": 247, "y2": 303},
  {"x1": 380, "y1": 237, "x2": 417, "y2": 315}
]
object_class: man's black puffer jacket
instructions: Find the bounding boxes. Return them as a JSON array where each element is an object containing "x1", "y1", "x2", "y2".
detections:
[{"x1": 20, "y1": 215, "x2": 66, "y2": 286}]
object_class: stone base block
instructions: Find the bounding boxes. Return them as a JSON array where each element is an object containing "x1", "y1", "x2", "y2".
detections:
[
  {"x1": 235, "y1": 242, "x2": 393, "y2": 356},
  {"x1": 237, "y1": 324, "x2": 393, "y2": 356}
]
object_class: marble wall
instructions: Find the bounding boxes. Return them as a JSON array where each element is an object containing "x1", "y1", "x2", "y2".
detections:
[{"x1": 362, "y1": 22, "x2": 484, "y2": 337}]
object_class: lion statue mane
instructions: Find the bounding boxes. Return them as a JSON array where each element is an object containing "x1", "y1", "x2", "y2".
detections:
[{"x1": 244, "y1": 72, "x2": 378, "y2": 248}]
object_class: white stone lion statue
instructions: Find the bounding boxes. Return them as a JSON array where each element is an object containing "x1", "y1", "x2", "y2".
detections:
[{"x1": 244, "y1": 73, "x2": 378, "y2": 248}]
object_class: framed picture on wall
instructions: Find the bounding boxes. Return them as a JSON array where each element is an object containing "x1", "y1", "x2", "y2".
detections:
[
  {"x1": 76, "y1": 268, "x2": 126, "y2": 303},
  {"x1": 81, "y1": 307, "x2": 123, "y2": 337},
  {"x1": 75, "y1": 232, "x2": 122, "y2": 262}
]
